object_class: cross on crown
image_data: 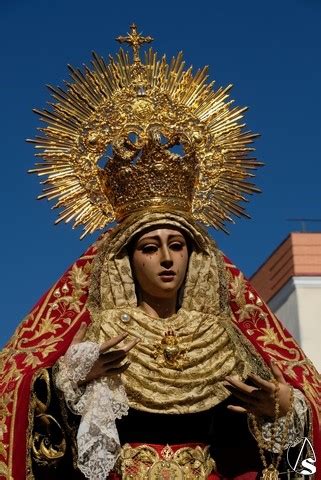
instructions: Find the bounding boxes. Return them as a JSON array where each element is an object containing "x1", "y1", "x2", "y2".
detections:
[{"x1": 116, "y1": 23, "x2": 153, "y2": 63}]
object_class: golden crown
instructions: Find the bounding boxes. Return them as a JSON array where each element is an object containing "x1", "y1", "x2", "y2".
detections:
[{"x1": 29, "y1": 24, "x2": 261, "y2": 238}]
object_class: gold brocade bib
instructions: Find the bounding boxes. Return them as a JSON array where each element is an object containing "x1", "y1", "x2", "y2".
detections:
[{"x1": 96, "y1": 306, "x2": 252, "y2": 413}]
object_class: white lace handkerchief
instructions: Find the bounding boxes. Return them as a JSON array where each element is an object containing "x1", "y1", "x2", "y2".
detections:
[{"x1": 55, "y1": 341, "x2": 129, "y2": 480}]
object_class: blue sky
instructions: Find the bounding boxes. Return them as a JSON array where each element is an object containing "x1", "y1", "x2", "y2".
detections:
[{"x1": 1, "y1": 0, "x2": 320, "y2": 347}]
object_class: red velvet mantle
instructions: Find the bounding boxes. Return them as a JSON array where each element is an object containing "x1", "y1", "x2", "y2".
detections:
[{"x1": 0, "y1": 240, "x2": 320, "y2": 479}]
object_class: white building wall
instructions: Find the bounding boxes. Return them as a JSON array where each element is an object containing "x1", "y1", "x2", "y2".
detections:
[{"x1": 269, "y1": 277, "x2": 321, "y2": 373}]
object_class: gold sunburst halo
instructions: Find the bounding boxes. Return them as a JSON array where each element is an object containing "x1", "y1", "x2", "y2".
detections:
[{"x1": 28, "y1": 25, "x2": 262, "y2": 238}]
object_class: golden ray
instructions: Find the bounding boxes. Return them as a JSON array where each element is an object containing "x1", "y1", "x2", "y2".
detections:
[{"x1": 29, "y1": 25, "x2": 261, "y2": 237}]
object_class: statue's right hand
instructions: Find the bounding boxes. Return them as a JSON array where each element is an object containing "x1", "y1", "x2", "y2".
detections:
[{"x1": 71, "y1": 322, "x2": 139, "y2": 385}]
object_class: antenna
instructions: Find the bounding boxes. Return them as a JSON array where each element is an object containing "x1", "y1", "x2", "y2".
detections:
[{"x1": 287, "y1": 219, "x2": 321, "y2": 232}]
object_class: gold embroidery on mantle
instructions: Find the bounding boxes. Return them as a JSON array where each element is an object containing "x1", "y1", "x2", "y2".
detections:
[
  {"x1": 1, "y1": 262, "x2": 92, "y2": 374},
  {"x1": 228, "y1": 268, "x2": 321, "y2": 420},
  {"x1": 0, "y1": 392, "x2": 11, "y2": 478},
  {"x1": 0, "y1": 248, "x2": 96, "y2": 479},
  {"x1": 27, "y1": 368, "x2": 66, "y2": 473}
]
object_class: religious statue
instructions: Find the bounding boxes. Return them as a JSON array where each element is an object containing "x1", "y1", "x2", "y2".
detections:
[{"x1": 0, "y1": 24, "x2": 320, "y2": 480}]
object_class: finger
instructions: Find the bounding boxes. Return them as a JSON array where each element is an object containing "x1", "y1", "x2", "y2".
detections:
[
  {"x1": 104, "y1": 359, "x2": 129, "y2": 370},
  {"x1": 102, "y1": 350, "x2": 127, "y2": 363},
  {"x1": 225, "y1": 376, "x2": 259, "y2": 395},
  {"x1": 99, "y1": 333, "x2": 129, "y2": 352},
  {"x1": 248, "y1": 373, "x2": 276, "y2": 392},
  {"x1": 70, "y1": 322, "x2": 87, "y2": 345},
  {"x1": 270, "y1": 361, "x2": 286, "y2": 384},
  {"x1": 105, "y1": 362, "x2": 130, "y2": 376},
  {"x1": 225, "y1": 385, "x2": 259, "y2": 406},
  {"x1": 227, "y1": 405, "x2": 248, "y2": 414},
  {"x1": 122, "y1": 337, "x2": 140, "y2": 353}
]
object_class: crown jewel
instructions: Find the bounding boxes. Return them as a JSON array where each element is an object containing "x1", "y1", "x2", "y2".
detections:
[{"x1": 29, "y1": 24, "x2": 261, "y2": 237}]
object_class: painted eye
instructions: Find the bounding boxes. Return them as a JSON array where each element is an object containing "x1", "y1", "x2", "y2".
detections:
[
  {"x1": 142, "y1": 245, "x2": 158, "y2": 254},
  {"x1": 170, "y1": 242, "x2": 184, "y2": 251}
]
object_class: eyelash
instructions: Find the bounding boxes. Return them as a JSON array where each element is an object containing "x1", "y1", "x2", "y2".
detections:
[{"x1": 141, "y1": 243, "x2": 185, "y2": 254}]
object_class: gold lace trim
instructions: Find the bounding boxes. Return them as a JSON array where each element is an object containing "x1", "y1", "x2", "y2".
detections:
[{"x1": 115, "y1": 443, "x2": 216, "y2": 480}]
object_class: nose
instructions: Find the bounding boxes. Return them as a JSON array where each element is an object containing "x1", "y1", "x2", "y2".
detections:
[{"x1": 160, "y1": 246, "x2": 173, "y2": 269}]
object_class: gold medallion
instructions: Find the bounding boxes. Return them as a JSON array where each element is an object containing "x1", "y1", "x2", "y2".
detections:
[{"x1": 153, "y1": 329, "x2": 186, "y2": 369}]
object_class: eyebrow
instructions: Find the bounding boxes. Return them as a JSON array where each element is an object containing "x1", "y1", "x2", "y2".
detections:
[{"x1": 137, "y1": 234, "x2": 185, "y2": 244}]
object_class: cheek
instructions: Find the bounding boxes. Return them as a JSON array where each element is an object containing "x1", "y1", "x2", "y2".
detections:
[
  {"x1": 178, "y1": 251, "x2": 189, "y2": 271},
  {"x1": 172, "y1": 254, "x2": 188, "y2": 282},
  {"x1": 133, "y1": 254, "x2": 158, "y2": 281}
]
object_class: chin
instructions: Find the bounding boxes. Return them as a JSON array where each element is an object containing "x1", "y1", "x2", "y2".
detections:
[{"x1": 156, "y1": 287, "x2": 180, "y2": 298}]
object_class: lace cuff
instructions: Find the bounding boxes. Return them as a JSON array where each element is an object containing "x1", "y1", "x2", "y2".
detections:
[
  {"x1": 248, "y1": 388, "x2": 308, "y2": 453},
  {"x1": 55, "y1": 341, "x2": 100, "y2": 413},
  {"x1": 54, "y1": 341, "x2": 129, "y2": 480}
]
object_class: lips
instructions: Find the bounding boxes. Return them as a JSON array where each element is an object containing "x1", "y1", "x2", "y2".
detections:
[
  {"x1": 159, "y1": 271, "x2": 176, "y2": 282},
  {"x1": 159, "y1": 270, "x2": 176, "y2": 277}
]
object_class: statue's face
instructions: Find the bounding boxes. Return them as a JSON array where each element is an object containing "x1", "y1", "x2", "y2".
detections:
[{"x1": 131, "y1": 228, "x2": 189, "y2": 299}]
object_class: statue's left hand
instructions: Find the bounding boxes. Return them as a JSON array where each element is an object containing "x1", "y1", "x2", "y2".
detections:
[{"x1": 225, "y1": 362, "x2": 292, "y2": 417}]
